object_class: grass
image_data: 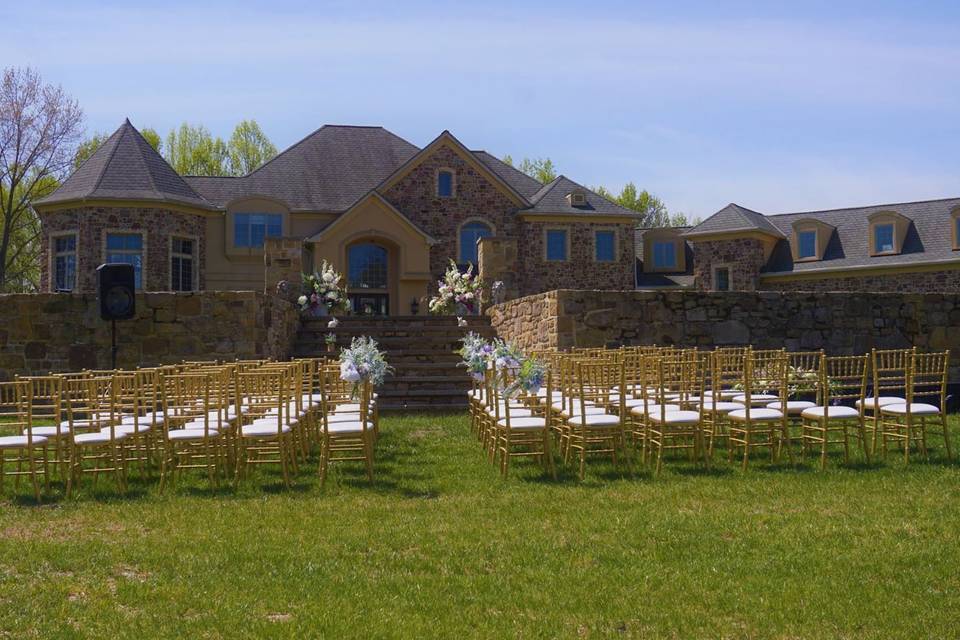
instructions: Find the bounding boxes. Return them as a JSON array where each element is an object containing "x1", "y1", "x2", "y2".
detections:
[{"x1": 1, "y1": 413, "x2": 959, "y2": 638}]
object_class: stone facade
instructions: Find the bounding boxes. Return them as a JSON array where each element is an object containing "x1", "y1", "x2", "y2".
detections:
[
  {"x1": 489, "y1": 289, "x2": 960, "y2": 381},
  {"x1": 382, "y1": 145, "x2": 520, "y2": 282},
  {"x1": 517, "y1": 220, "x2": 635, "y2": 296},
  {"x1": 690, "y1": 238, "x2": 766, "y2": 291},
  {"x1": 477, "y1": 237, "x2": 520, "y2": 304},
  {"x1": 0, "y1": 292, "x2": 298, "y2": 379},
  {"x1": 761, "y1": 269, "x2": 960, "y2": 293},
  {"x1": 39, "y1": 206, "x2": 207, "y2": 292},
  {"x1": 264, "y1": 237, "x2": 305, "y2": 300}
]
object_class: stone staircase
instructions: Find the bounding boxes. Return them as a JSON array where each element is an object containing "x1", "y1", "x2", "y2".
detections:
[{"x1": 291, "y1": 315, "x2": 498, "y2": 411}]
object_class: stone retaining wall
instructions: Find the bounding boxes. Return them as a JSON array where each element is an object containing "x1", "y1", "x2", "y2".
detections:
[
  {"x1": 0, "y1": 291, "x2": 299, "y2": 379},
  {"x1": 489, "y1": 289, "x2": 960, "y2": 380}
]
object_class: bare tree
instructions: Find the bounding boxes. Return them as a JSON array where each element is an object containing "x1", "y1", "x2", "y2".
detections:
[{"x1": 0, "y1": 67, "x2": 83, "y2": 291}]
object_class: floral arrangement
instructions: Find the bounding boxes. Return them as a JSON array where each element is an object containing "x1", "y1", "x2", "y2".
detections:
[
  {"x1": 458, "y1": 332, "x2": 494, "y2": 380},
  {"x1": 339, "y1": 336, "x2": 392, "y2": 394},
  {"x1": 298, "y1": 260, "x2": 350, "y2": 314},
  {"x1": 428, "y1": 260, "x2": 483, "y2": 316},
  {"x1": 504, "y1": 356, "x2": 547, "y2": 398}
]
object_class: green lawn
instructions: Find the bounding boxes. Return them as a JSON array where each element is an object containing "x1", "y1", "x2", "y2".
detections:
[{"x1": 1, "y1": 413, "x2": 959, "y2": 639}]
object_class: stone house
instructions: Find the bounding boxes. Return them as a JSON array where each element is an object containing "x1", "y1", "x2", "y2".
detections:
[
  {"x1": 34, "y1": 120, "x2": 638, "y2": 315},
  {"x1": 636, "y1": 200, "x2": 960, "y2": 293}
]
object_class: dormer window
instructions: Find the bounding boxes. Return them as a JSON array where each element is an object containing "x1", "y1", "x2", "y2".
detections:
[
  {"x1": 797, "y1": 230, "x2": 817, "y2": 259},
  {"x1": 874, "y1": 224, "x2": 894, "y2": 253},
  {"x1": 567, "y1": 191, "x2": 587, "y2": 207},
  {"x1": 790, "y1": 219, "x2": 833, "y2": 262},
  {"x1": 437, "y1": 169, "x2": 454, "y2": 198},
  {"x1": 951, "y1": 208, "x2": 959, "y2": 250},
  {"x1": 641, "y1": 228, "x2": 686, "y2": 273},
  {"x1": 867, "y1": 211, "x2": 909, "y2": 256}
]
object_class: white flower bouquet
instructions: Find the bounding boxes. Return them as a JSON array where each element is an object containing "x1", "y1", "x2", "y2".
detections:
[
  {"x1": 298, "y1": 260, "x2": 351, "y2": 315},
  {"x1": 339, "y1": 336, "x2": 392, "y2": 395},
  {"x1": 428, "y1": 260, "x2": 484, "y2": 316}
]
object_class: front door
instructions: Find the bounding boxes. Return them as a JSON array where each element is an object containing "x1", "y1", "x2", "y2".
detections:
[{"x1": 347, "y1": 242, "x2": 390, "y2": 316}]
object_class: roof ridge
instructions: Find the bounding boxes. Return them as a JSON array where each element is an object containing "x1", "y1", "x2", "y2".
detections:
[
  {"x1": 90, "y1": 123, "x2": 127, "y2": 194},
  {"x1": 763, "y1": 195, "x2": 960, "y2": 218}
]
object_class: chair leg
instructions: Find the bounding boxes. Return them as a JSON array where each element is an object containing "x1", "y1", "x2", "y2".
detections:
[{"x1": 942, "y1": 414, "x2": 953, "y2": 460}]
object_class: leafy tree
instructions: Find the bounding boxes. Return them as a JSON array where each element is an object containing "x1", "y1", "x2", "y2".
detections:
[
  {"x1": 74, "y1": 126, "x2": 161, "y2": 169},
  {"x1": 0, "y1": 67, "x2": 84, "y2": 292},
  {"x1": 228, "y1": 119, "x2": 277, "y2": 175},
  {"x1": 165, "y1": 123, "x2": 230, "y2": 176},
  {"x1": 517, "y1": 157, "x2": 558, "y2": 183}
]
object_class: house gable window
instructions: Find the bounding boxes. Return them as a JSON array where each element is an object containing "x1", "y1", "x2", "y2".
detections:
[
  {"x1": 459, "y1": 221, "x2": 492, "y2": 267},
  {"x1": 171, "y1": 237, "x2": 195, "y2": 292},
  {"x1": 545, "y1": 229, "x2": 568, "y2": 261},
  {"x1": 652, "y1": 240, "x2": 677, "y2": 269},
  {"x1": 952, "y1": 209, "x2": 960, "y2": 251},
  {"x1": 52, "y1": 233, "x2": 77, "y2": 291},
  {"x1": 797, "y1": 230, "x2": 817, "y2": 259},
  {"x1": 595, "y1": 230, "x2": 616, "y2": 262},
  {"x1": 867, "y1": 211, "x2": 909, "y2": 256},
  {"x1": 106, "y1": 232, "x2": 144, "y2": 290},
  {"x1": 437, "y1": 169, "x2": 455, "y2": 198},
  {"x1": 234, "y1": 213, "x2": 281, "y2": 248}
]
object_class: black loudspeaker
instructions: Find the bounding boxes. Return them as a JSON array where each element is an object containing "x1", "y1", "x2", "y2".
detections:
[{"x1": 97, "y1": 263, "x2": 136, "y2": 321}]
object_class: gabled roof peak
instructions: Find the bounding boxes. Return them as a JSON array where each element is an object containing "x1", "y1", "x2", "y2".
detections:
[{"x1": 684, "y1": 202, "x2": 785, "y2": 239}]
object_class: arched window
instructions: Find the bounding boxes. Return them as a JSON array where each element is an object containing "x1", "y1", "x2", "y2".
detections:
[
  {"x1": 459, "y1": 221, "x2": 492, "y2": 266},
  {"x1": 348, "y1": 243, "x2": 388, "y2": 289}
]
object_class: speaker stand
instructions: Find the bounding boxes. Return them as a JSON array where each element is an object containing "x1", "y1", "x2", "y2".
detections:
[{"x1": 111, "y1": 319, "x2": 118, "y2": 370}]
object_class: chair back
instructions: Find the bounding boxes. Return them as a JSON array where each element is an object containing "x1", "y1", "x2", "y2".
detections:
[
  {"x1": 0, "y1": 381, "x2": 34, "y2": 444},
  {"x1": 908, "y1": 350, "x2": 949, "y2": 410},
  {"x1": 821, "y1": 355, "x2": 868, "y2": 408},
  {"x1": 871, "y1": 348, "x2": 912, "y2": 400}
]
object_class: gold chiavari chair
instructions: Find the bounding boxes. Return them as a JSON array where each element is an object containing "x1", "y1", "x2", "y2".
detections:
[
  {"x1": 565, "y1": 359, "x2": 630, "y2": 479},
  {"x1": 694, "y1": 351, "x2": 747, "y2": 458},
  {"x1": 318, "y1": 370, "x2": 375, "y2": 486},
  {"x1": 158, "y1": 372, "x2": 226, "y2": 491},
  {"x1": 645, "y1": 352, "x2": 708, "y2": 474},
  {"x1": 0, "y1": 380, "x2": 49, "y2": 501},
  {"x1": 64, "y1": 375, "x2": 127, "y2": 496},
  {"x1": 493, "y1": 364, "x2": 555, "y2": 479},
  {"x1": 629, "y1": 354, "x2": 683, "y2": 459},
  {"x1": 483, "y1": 360, "x2": 536, "y2": 463},
  {"x1": 879, "y1": 350, "x2": 952, "y2": 463},
  {"x1": 727, "y1": 350, "x2": 792, "y2": 470},
  {"x1": 18, "y1": 376, "x2": 68, "y2": 478},
  {"x1": 799, "y1": 354, "x2": 870, "y2": 469},
  {"x1": 858, "y1": 348, "x2": 912, "y2": 453},
  {"x1": 235, "y1": 369, "x2": 298, "y2": 488}
]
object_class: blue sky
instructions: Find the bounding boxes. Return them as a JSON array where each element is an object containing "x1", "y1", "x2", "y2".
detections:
[{"x1": 4, "y1": 1, "x2": 960, "y2": 218}]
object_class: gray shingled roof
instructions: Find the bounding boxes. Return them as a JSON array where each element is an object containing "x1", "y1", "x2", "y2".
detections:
[
  {"x1": 523, "y1": 176, "x2": 638, "y2": 217},
  {"x1": 684, "y1": 203, "x2": 785, "y2": 238},
  {"x1": 185, "y1": 125, "x2": 420, "y2": 211},
  {"x1": 763, "y1": 197, "x2": 960, "y2": 273},
  {"x1": 471, "y1": 151, "x2": 544, "y2": 199},
  {"x1": 36, "y1": 120, "x2": 210, "y2": 209}
]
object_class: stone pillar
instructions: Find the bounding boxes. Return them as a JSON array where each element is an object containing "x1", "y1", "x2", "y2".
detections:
[
  {"x1": 264, "y1": 237, "x2": 304, "y2": 302},
  {"x1": 478, "y1": 237, "x2": 519, "y2": 306}
]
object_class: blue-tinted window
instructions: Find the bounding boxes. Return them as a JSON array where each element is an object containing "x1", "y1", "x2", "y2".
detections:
[
  {"x1": 874, "y1": 223, "x2": 895, "y2": 253},
  {"x1": 459, "y1": 221, "x2": 492, "y2": 266},
  {"x1": 54, "y1": 234, "x2": 77, "y2": 291},
  {"x1": 595, "y1": 231, "x2": 616, "y2": 262},
  {"x1": 714, "y1": 267, "x2": 730, "y2": 291},
  {"x1": 348, "y1": 243, "x2": 388, "y2": 289},
  {"x1": 652, "y1": 241, "x2": 676, "y2": 269},
  {"x1": 105, "y1": 233, "x2": 144, "y2": 289},
  {"x1": 546, "y1": 229, "x2": 567, "y2": 261},
  {"x1": 234, "y1": 213, "x2": 282, "y2": 248},
  {"x1": 437, "y1": 171, "x2": 454, "y2": 197},
  {"x1": 797, "y1": 230, "x2": 817, "y2": 259}
]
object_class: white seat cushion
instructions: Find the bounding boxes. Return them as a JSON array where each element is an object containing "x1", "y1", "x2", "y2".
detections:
[
  {"x1": 732, "y1": 394, "x2": 779, "y2": 405},
  {"x1": 705, "y1": 389, "x2": 740, "y2": 400},
  {"x1": 27, "y1": 425, "x2": 69, "y2": 437},
  {"x1": 728, "y1": 408, "x2": 784, "y2": 421},
  {"x1": 648, "y1": 410, "x2": 701, "y2": 424},
  {"x1": 0, "y1": 435, "x2": 47, "y2": 448},
  {"x1": 567, "y1": 413, "x2": 621, "y2": 427},
  {"x1": 856, "y1": 396, "x2": 905, "y2": 409},
  {"x1": 74, "y1": 431, "x2": 127, "y2": 445},
  {"x1": 630, "y1": 403, "x2": 681, "y2": 416},
  {"x1": 700, "y1": 401, "x2": 746, "y2": 413},
  {"x1": 326, "y1": 421, "x2": 373, "y2": 434},
  {"x1": 167, "y1": 429, "x2": 221, "y2": 441},
  {"x1": 769, "y1": 400, "x2": 817, "y2": 415},
  {"x1": 497, "y1": 416, "x2": 548, "y2": 430},
  {"x1": 241, "y1": 421, "x2": 292, "y2": 438},
  {"x1": 108, "y1": 423, "x2": 153, "y2": 436},
  {"x1": 487, "y1": 407, "x2": 534, "y2": 419},
  {"x1": 880, "y1": 402, "x2": 940, "y2": 416},
  {"x1": 800, "y1": 406, "x2": 860, "y2": 420}
]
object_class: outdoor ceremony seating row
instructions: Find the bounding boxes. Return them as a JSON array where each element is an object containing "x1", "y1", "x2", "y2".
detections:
[
  {"x1": 469, "y1": 346, "x2": 951, "y2": 479},
  {"x1": 0, "y1": 358, "x2": 378, "y2": 500}
]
